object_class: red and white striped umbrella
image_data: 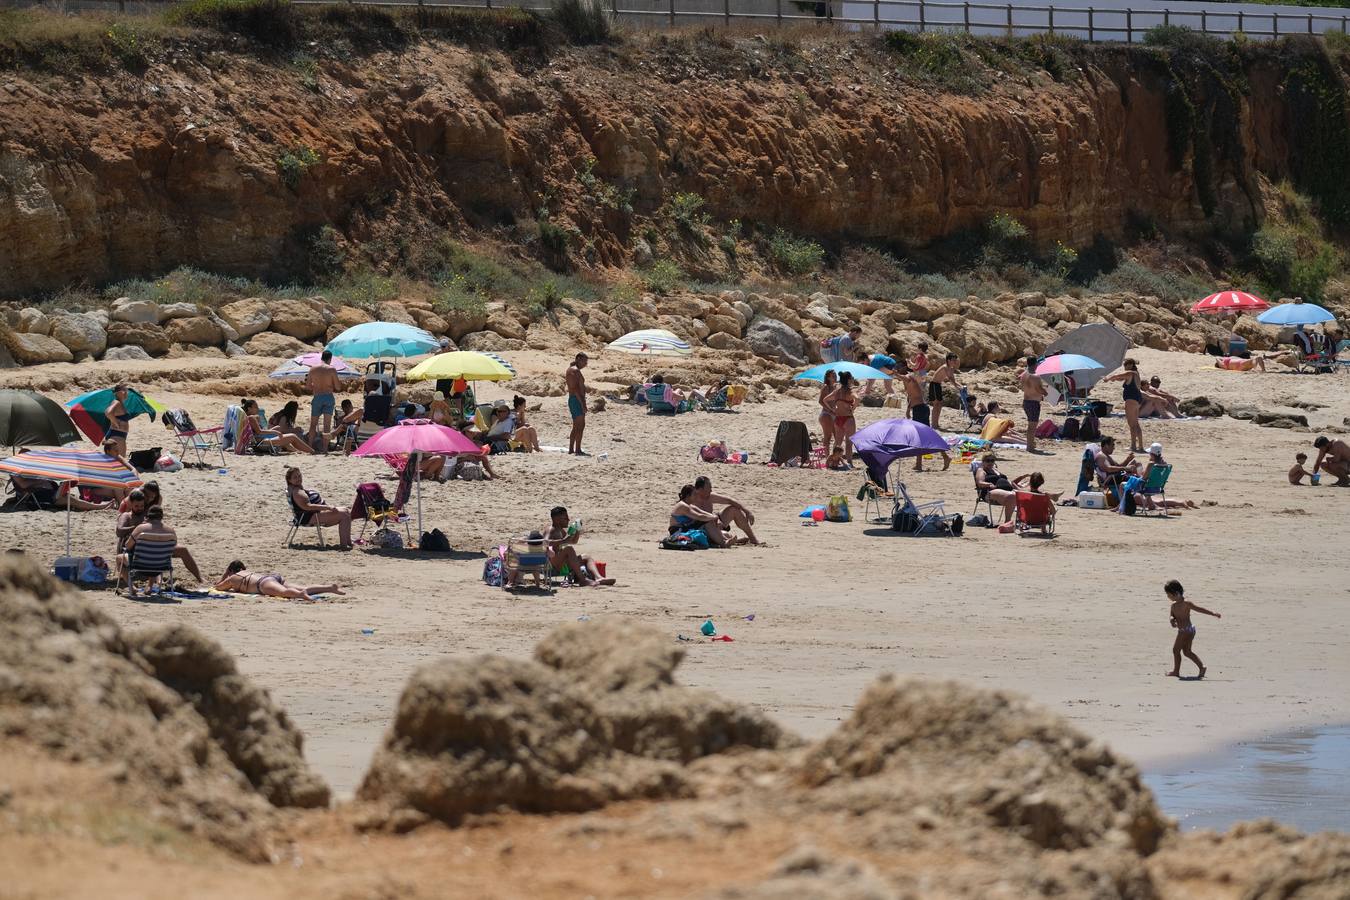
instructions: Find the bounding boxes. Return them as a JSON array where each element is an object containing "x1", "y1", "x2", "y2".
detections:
[{"x1": 1190, "y1": 291, "x2": 1271, "y2": 315}]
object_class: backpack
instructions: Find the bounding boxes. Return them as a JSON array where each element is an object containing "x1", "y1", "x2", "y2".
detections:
[
  {"x1": 967, "y1": 514, "x2": 992, "y2": 528},
  {"x1": 661, "y1": 534, "x2": 697, "y2": 551},
  {"x1": 1079, "y1": 414, "x2": 1101, "y2": 442},
  {"x1": 482, "y1": 549, "x2": 505, "y2": 586},
  {"x1": 1121, "y1": 491, "x2": 1137, "y2": 516},
  {"x1": 1034, "y1": 419, "x2": 1059, "y2": 439},
  {"x1": 1059, "y1": 417, "x2": 1080, "y2": 441},
  {"x1": 420, "y1": 528, "x2": 450, "y2": 552}
]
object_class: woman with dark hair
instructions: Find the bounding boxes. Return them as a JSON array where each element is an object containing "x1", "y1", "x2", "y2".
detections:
[
  {"x1": 243, "y1": 399, "x2": 313, "y2": 454},
  {"x1": 827, "y1": 372, "x2": 859, "y2": 463},
  {"x1": 215, "y1": 560, "x2": 344, "y2": 601},
  {"x1": 817, "y1": 369, "x2": 838, "y2": 457},
  {"x1": 269, "y1": 400, "x2": 302, "y2": 435},
  {"x1": 106, "y1": 384, "x2": 130, "y2": 457},
  {"x1": 668, "y1": 484, "x2": 729, "y2": 547},
  {"x1": 511, "y1": 395, "x2": 540, "y2": 452},
  {"x1": 1105, "y1": 358, "x2": 1146, "y2": 453},
  {"x1": 285, "y1": 467, "x2": 351, "y2": 548}
]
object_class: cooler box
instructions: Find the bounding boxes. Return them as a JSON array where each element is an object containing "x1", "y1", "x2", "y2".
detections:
[
  {"x1": 53, "y1": 556, "x2": 82, "y2": 582},
  {"x1": 1077, "y1": 491, "x2": 1106, "y2": 510}
]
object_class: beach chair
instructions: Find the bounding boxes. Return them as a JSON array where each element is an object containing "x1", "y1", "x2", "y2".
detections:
[
  {"x1": 703, "y1": 384, "x2": 746, "y2": 413},
  {"x1": 1336, "y1": 340, "x2": 1350, "y2": 374},
  {"x1": 1014, "y1": 491, "x2": 1055, "y2": 537},
  {"x1": 352, "y1": 482, "x2": 411, "y2": 546},
  {"x1": 164, "y1": 408, "x2": 225, "y2": 468},
  {"x1": 970, "y1": 460, "x2": 998, "y2": 520},
  {"x1": 857, "y1": 478, "x2": 893, "y2": 524},
  {"x1": 644, "y1": 384, "x2": 690, "y2": 415},
  {"x1": 284, "y1": 490, "x2": 329, "y2": 548},
  {"x1": 120, "y1": 536, "x2": 176, "y2": 597},
  {"x1": 891, "y1": 482, "x2": 961, "y2": 536},
  {"x1": 503, "y1": 535, "x2": 556, "y2": 593},
  {"x1": 1137, "y1": 464, "x2": 1173, "y2": 518},
  {"x1": 3, "y1": 476, "x2": 55, "y2": 511}
]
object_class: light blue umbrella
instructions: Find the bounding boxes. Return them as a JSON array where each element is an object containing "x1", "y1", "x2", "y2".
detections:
[
  {"x1": 793, "y1": 361, "x2": 892, "y2": 382},
  {"x1": 325, "y1": 322, "x2": 439, "y2": 359},
  {"x1": 1256, "y1": 302, "x2": 1336, "y2": 327}
]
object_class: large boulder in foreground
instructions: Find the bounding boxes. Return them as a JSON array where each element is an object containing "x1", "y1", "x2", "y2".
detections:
[
  {"x1": 0, "y1": 558, "x2": 329, "y2": 860},
  {"x1": 357, "y1": 619, "x2": 788, "y2": 825}
]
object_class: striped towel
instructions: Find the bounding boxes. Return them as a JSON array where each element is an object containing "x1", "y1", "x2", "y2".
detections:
[{"x1": 223, "y1": 405, "x2": 242, "y2": 450}]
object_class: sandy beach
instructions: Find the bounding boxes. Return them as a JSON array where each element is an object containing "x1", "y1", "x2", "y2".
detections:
[{"x1": 4, "y1": 346, "x2": 1349, "y2": 798}]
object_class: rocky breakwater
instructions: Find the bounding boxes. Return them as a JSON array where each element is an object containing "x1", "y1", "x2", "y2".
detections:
[{"x1": 0, "y1": 285, "x2": 1283, "y2": 372}]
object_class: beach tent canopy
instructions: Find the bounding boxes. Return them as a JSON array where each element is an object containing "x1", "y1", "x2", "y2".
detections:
[
  {"x1": 0, "y1": 390, "x2": 81, "y2": 450},
  {"x1": 1042, "y1": 323, "x2": 1130, "y2": 390}
]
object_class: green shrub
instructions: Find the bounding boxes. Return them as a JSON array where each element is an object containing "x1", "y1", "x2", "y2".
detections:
[
  {"x1": 1251, "y1": 225, "x2": 1298, "y2": 287},
  {"x1": 550, "y1": 0, "x2": 610, "y2": 45},
  {"x1": 166, "y1": 0, "x2": 299, "y2": 48},
  {"x1": 537, "y1": 219, "x2": 570, "y2": 268},
  {"x1": 104, "y1": 266, "x2": 265, "y2": 307},
  {"x1": 1290, "y1": 245, "x2": 1338, "y2": 300},
  {"x1": 304, "y1": 224, "x2": 345, "y2": 279},
  {"x1": 104, "y1": 22, "x2": 148, "y2": 70},
  {"x1": 1143, "y1": 24, "x2": 1223, "y2": 57},
  {"x1": 882, "y1": 31, "x2": 987, "y2": 95},
  {"x1": 1088, "y1": 260, "x2": 1211, "y2": 304},
  {"x1": 434, "y1": 274, "x2": 489, "y2": 318},
  {"x1": 326, "y1": 270, "x2": 399, "y2": 308},
  {"x1": 521, "y1": 279, "x2": 566, "y2": 319},
  {"x1": 980, "y1": 213, "x2": 1032, "y2": 265},
  {"x1": 641, "y1": 260, "x2": 685, "y2": 295},
  {"x1": 667, "y1": 192, "x2": 710, "y2": 236},
  {"x1": 277, "y1": 146, "x2": 320, "y2": 189},
  {"x1": 767, "y1": 229, "x2": 825, "y2": 276}
]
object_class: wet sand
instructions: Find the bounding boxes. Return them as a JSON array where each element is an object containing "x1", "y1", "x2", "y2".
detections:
[{"x1": 4, "y1": 346, "x2": 1349, "y2": 800}]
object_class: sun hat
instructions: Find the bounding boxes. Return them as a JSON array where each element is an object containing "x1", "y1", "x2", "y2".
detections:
[{"x1": 1148, "y1": 442, "x2": 1163, "y2": 456}]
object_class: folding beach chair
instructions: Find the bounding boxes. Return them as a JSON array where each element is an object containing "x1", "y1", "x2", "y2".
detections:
[
  {"x1": 857, "y1": 478, "x2": 893, "y2": 524},
  {"x1": 503, "y1": 535, "x2": 556, "y2": 593},
  {"x1": 970, "y1": 460, "x2": 998, "y2": 519},
  {"x1": 1137, "y1": 464, "x2": 1173, "y2": 518},
  {"x1": 120, "y1": 536, "x2": 176, "y2": 597},
  {"x1": 352, "y1": 482, "x2": 412, "y2": 546},
  {"x1": 163, "y1": 408, "x2": 225, "y2": 468},
  {"x1": 891, "y1": 482, "x2": 961, "y2": 536},
  {"x1": 703, "y1": 384, "x2": 747, "y2": 413},
  {"x1": 1336, "y1": 340, "x2": 1350, "y2": 374},
  {"x1": 645, "y1": 384, "x2": 690, "y2": 415},
  {"x1": 284, "y1": 490, "x2": 330, "y2": 548},
  {"x1": 3, "y1": 476, "x2": 56, "y2": 511},
  {"x1": 1014, "y1": 491, "x2": 1055, "y2": 537}
]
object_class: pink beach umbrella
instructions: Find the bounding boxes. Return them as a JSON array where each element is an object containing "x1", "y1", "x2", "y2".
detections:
[
  {"x1": 352, "y1": 419, "x2": 484, "y2": 543},
  {"x1": 268, "y1": 353, "x2": 362, "y2": 380}
]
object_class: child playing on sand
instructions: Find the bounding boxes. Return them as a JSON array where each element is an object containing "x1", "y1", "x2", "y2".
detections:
[
  {"x1": 825, "y1": 447, "x2": 852, "y2": 470},
  {"x1": 1164, "y1": 580, "x2": 1221, "y2": 679},
  {"x1": 1289, "y1": 452, "x2": 1317, "y2": 485}
]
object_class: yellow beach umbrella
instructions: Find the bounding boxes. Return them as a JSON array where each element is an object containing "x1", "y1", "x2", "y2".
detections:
[{"x1": 404, "y1": 351, "x2": 514, "y2": 383}]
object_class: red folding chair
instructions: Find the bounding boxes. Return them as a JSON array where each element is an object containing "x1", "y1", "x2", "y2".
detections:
[{"x1": 1014, "y1": 491, "x2": 1055, "y2": 537}]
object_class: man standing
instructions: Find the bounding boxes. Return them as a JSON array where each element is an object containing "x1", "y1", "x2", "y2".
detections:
[
  {"x1": 1017, "y1": 355, "x2": 1048, "y2": 454},
  {"x1": 898, "y1": 360, "x2": 926, "y2": 424},
  {"x1": 825, "y1": 326, "x2": 862, "y2": 363},
  {"x1": 566, "y1": 352, "x2": 588, "y2": 456},
  {"x1": 692, "y1": 476, "x2": 760, "y2": 545},
  {"x1": 305, "y1": 350, "x2": 342, "y2": 452},
  {"x1": 927, "y1": 353, "x2": 963, "y2": 431}
]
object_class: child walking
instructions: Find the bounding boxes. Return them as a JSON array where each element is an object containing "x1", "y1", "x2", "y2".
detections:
[{"x1": 1164, "y1": 580, "x2": 1221, "y2": 679}]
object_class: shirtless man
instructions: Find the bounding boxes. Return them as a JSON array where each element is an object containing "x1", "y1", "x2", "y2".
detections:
[
  {"x1": 1017, "y1": 355, "x2": 1048, "y2": 453},
  {"x1": 305, "y1": 350, "x2": 343, "y2": 452},
  {"x1": 543, "y1": 506, "x2": 614, "y2": 585},
  {"x1": 927, "y1": 353, "x2": 963, "y2": 431},
  {"x1": 566, "y1": 353, "x2": 588, "y2": 456},
  {"x1": 897, "y1": 361, "x2": 927, "y2": 424},
  {"x1": 1312, "y1": 436, "x2": 1350, "y2": 486},
  {"x1": 1143, "y1": 376, "x2": 1181, "y2": 418},
  {"x1": 692, "y1": 476, "x2": 760, "y2": 545},
  {"x1": 1164, "y1": 579, "x2": 1221, "y2": 679}
]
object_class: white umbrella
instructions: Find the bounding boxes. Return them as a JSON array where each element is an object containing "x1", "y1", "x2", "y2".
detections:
[{"x1": 607, "y1": 329, "x2": 692, "y2": 357}]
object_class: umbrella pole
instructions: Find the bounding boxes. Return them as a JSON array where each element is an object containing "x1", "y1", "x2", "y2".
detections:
[
  {"x1": 413, "y1": 451, "x2": 423, "y2": 546},
  {"x1": 65, "y1": 481, "x2": 72, "y2": 557}
]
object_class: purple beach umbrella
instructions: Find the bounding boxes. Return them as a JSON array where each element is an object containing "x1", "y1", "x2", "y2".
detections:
[{"x1": 852, "y1": 418, "x2": 951, "y2": 489}]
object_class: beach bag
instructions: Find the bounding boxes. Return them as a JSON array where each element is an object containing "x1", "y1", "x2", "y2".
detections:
[
  {"x1": 1035, "y1": 419, "x2": 1059, "y2": 439},
  {"x1": 968, "y1": 514, "x2": 992, "y2": 528},
  {"x1": 79, "y1": 556, "x2": 110, "y2": 584},
  {"x1": 156, "y1": 454, "x2": 183, "y2": 473},
  {"x1": 861, "y1": 394, "x2": 884, "y2": 408},
  {"x1": 1079, "y1": 414, "x2": 1101, "y2": 441},
  {"x1": 482, "y1": 548, "x2": 505, "y2": 586},
  {"x1": 128, "y1": 448, "x2": 162, "y2": 472},
  {"x1": 700, "y1": 442, "x2": 728, "y2": 463},
  {"x1": 456, "y1": 459, "x2": 484, "y2": 481},
  {"x1": 826, "y1": 495, "x2": 851, "y2": 522},
  {"x1": 373, "y1": 527, "x2": 404, "y2": 549},
  {"x1": 1059, "y1": 417, "x2": 1080, "y2": 440},
  {"x1": 420, "y1": 528, "x2": 450, "y2": 552},
  {"x1": 661, "y1": 534, "x2": 697, "y2": 551}
]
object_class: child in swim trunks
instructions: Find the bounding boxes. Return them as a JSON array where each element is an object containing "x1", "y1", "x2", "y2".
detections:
[
  {"x1": 1164, "y1": 579, "x2": 1221, "y2": 679},
  {"x1": 1289, "y1": 452, "x2": 1317, "y2": 485}
]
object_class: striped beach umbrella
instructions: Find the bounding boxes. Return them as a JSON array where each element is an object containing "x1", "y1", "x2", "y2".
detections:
[
  {"x1": 1190, "y1": 291, "x2": 1270, "y2": 315},
  {"x1": 65, "y1": 388, "x2": 164, "y2": 445},
  {"x1": 268, "y1": 353, "x2": 362, "y2": 380},
  {"x1": 607, "y1": 328, "x2": 692, "y2": 357},
  {"x1": 0, "y1": 447, "x2": 142, "y2": 555},
  {"x1": 481, "y1": 352, "x2": 516, "y2": 375}
]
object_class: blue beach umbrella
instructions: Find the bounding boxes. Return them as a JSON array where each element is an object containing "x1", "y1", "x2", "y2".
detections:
[
  {"x1": 793, "y1": 360, "x2": 892, "y2": 383},
  {"x1": 1256, "y1": 301, "x2": 1336, "y2": 327},
  {"x1": 325, "y1": 322, "x2": 440, "y2": 359}
]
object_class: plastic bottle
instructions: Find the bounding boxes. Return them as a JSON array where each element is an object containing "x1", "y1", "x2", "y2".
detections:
[{"x1": 361, "y1": 628, "x2": 375, "y2": 635}]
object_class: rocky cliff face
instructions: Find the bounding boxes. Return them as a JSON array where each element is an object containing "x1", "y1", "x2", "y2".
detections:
[{"x1": 0, "y1": 28, "x2": 1339, "y2": 295}]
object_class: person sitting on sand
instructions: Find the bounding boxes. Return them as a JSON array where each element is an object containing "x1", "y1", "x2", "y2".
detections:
[
  {"x1": 692, "y1": 475, "x2": 761, "y2": 545},
  {"x1": 510, "y1": 395, "x2": 541, "y2": 452},
  {"x1": 215, "y1": 560, "x2": 344, "y2": 601},
  {"x1": 269, "y1": 401, "x2": 303, "y2": 436},
  {"x1": 1134, "y1": 443, "x2": 1198, "y2": 513},
  {"x1": 1214, "y1": 355, "x2": 1268, "y2": 372},
  {"x1": 669, "y1": 484, "x2": 733, "y2": 547},
  {"x1": 1164, "y1": 579, "x2": 1220, "y2": 679},
  {"x1": 1142, "y1": 377, "x2": 1182, "y2": 418},
  {"x1": 541, "y1": 506, "x2": 615, "y2": 586},
  {"x1": 825, "y1": 447, "x2": 853, "y2": 471},
  {"x1": 285, "y1": 467, "x2": 352, "y2": 548},
  {"x1": 243, "y1": 399, "x2": 313, "y2": 454},
  {"x1": 1312, "y1": 435, "x2": 1350, "y2": 486},
  {"x1": 1289, "y1": 452, "x2": 1315, "y2": 485},
  {"x1": 974, "y1": 453, "x2": 1016, "y2": 524}
]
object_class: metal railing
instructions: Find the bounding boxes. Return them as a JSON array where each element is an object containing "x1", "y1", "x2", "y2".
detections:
[{"x1": 16, "y1": 0, "x2": 1350, "y2": 40}]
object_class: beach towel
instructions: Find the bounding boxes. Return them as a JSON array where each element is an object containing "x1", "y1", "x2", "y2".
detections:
[
  {"x1": 771, "y1": 421, "x2": 812, "y2": 466},
  {"x1": 979, "y1": 417, "x2": 1014, "y2": 442},
  {"x1": 222, "y1": 405, "x2": 241, "y2": 450},
  {"x1": 233, "y1": 415, "x2": 256, "y2": 455}
]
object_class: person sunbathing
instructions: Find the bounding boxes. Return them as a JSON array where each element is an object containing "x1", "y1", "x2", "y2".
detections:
[
  {"x1": 1214, "y1": 355, "x2": 1269, "y2": 372},
  {"x1": 974, "y1": 453, "x2": 1016, "y2": 523},
  {"x1": 269, "y1": 401, "x2": 303, "y2": 436},
  {"x1": 215, "y1": 560, "x2": 344, "y2": 600},
  {"x1": 9, "y1": 473, "x2": 110, "y2": 511},
  {"x1": 285, "y1": 467, "x2": 352, "y2": 548},
  {"x1": 120, "y1": 505, "x2": 180, "y2": 590},
  {"x1": 1012, "y1": 471, "x2": 1064, "y2": 503},
  {"x1": 979, "y1": 402, "x2": 1030, "y2": 445},
  {"x1": 669, "y1": 484, "x2": 733, "y2": 547},
  {"x1": 243, "y1": 399, "x2": 313, "y2": 453},
  {"x1": 1142, "y1": 377, "x2": 1182, "y2": 418},
  {"x1": 542, "y1": 506, "x2": 615, "y2": 586}
]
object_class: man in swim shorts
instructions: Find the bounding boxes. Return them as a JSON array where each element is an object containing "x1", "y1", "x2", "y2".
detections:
[
  {"x1": 1164, "y1": 579, "x2": 1221, "y2": 679},
  {"x1": 1312, "y1": 435, "x2": 1350, "y2": 486},
  {"x1": 305, "y1": 350, "x2": 342, "y2": 452},
  {"x1": 566, "y1": 352, "x2": 588, "y2": 456},
  {"x1": 1017, "y1": 355, "x2": 1048, "y2": 454}
]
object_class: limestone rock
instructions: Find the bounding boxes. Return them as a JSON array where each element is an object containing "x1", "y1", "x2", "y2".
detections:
[
  {"x1": 1180, "y1": 396, "x2": 1224, "y2": 417},
  {"x1": 244, "y1": 332, "x2": 310, "y2": 357},
  {"x1": 165, "y1": 315, "x2": 224, "y2": 347},
  {"x1": 706, "y1": 332, "x2": 751, "y2": 352},
  {"x1": 7, "y1": 332, "x2": 73, "y2": 364},
  {"x1": 411, "y1": 309, "x2": 449, "y2": 336},
  {"x1": 102, "y1": 345, "x2": 152, "y2": 361},
  {"x1": 580, "y1": 307, "x2": 622, "y2": 343},
  {"x1": 157, "y1": 302, "x2": 199, "y2": 321},
  {"x1": 1254, "y1": 411, "x2": 1308, "y2": 429},
  {"x1": 49, "y1": 313, "x2": 107, "y2": 356},
  {"x1": 611, "y1": 304, "x2": 658, "y2": 336},
  {"x1": 704, "y1": 314, "x2": 743, "y2": 338},
  {"x1": 16, "y1": 307, "x2": 50, "y2": 335},
  {"x1": 333, "y1": 305, "x2": 373, "y2": 329},
  {"x1": 110, "y1": 297, "x2": 162, "y2": 324},
  {"x1": 224, "y1": 341, "x2": 249, "y2": 359},
  {"x1": 376, "y1": 301, "x2": 417, "y2": 326},
  {"x1": 656, "y1": 295, "x2": 709, "y2": 319},
  {"x1": 908, "y1": 297, "x2": 962, "y2": 321},
  {"x1": 442, "y1": 307, "x2": 487, "y2": 341},
  {"x1": 745, "y1": 316, "x2": 807, "y2": 366},
  {"x1": 269, "y1": 299, "x2": 329, "y2": 341},
  {"x1": 458, "y1": 330, "x2": 512, "y2": 352},
  {"x1": 746, "y1": 294, "x2": 802, "y2": 332},
  {"x1": 219, "y1": 298, "x2": 272, "y2": 339},
  {"x1": 485, "y1": 312, "x2": 526, "y2": 341}
]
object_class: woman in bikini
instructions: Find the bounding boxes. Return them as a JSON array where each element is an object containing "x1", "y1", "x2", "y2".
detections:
[
  {"x1": 1104, "y1": 358, "x2": 1146, "y2": 453},
  {"x1": 268, "y1": 401, "x2": 303, "y2": 436},
  {"x1": 511, "y1": 395, "x2": 541, "y2": 452},
  {"x1": 817, "y1": 370, "x2": 838, "y2": 455},
  {"x1": 106, "y1": 384, "x2": 131, "y2": 458},
  {"x1": 828, "y1": 372, "x2": 859, "y2": 463},
  {"x1": 215, "y1": 560, "x2": 344, "y2": 601},
  {"x1": 428, "y1": 391, "x2": 454, "y2": 426},
  {"x1": 669, "y1": 484, "x2": 731, "y2": 547},
  {"x1": 286, "y1": 467, "x2": 352, "y2": 548}
]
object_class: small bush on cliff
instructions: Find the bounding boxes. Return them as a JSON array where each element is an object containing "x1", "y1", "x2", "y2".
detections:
[
  {"x1": 768, "y1": 230, "x2": 825, "y2": 276},
  {"x1": 641, "y1": 260, "x2": 685, "y2": 295},
  {"x1": 327, "y1": 270, "x2": 399, "y2": 308},
  {"x1": 1088, "y1": 260, "x2": 1211, "y2": 305},
  {"x1": 277, "y1": 146, "x2": 320, "y2": 190},
  {"x1": 667, "y1": 193, "x2": 711, "y2": 243},
  {"x1": 434, "y1": 274, "x2": 489, "y2": 319},
  {"x1": 1143, "y1": 24, "x2": 1223, "y2": 58},
  {"x1": 882, "y1": 31, "x2": 987, "y2": 95},
  {"x1": 550, "y1": 0, "x2": 610, "y2": 45}
]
